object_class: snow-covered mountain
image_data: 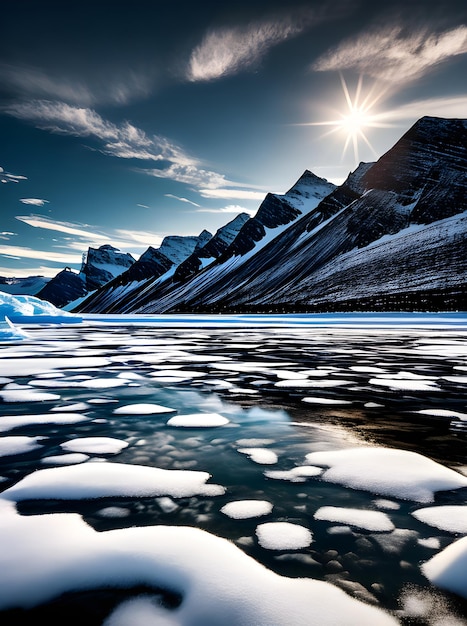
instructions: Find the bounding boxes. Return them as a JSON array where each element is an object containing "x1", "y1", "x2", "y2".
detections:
[
  {"x1": 72, "y1": 229, "x2": 228, "y2": 313},
  {"x1": 37, "y1": 244, "x2": 135, "y2": 308},
  {"x1": 75, "y1": 116, "x2": 467, "y2": 314},
  {"x1": 0, "y1": 275, "x2": 50, "y2": 296},
  {"x1": 75, "y1": 172, "x2": 335, "y2": 313}
]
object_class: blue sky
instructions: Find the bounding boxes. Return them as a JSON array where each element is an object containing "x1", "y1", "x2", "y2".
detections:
[{"x1": 1, "y1": 0, "x2": 466, "y2": 277}]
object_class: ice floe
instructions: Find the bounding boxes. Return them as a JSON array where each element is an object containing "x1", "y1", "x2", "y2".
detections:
[
  {"x1": 0, "y1": 435, "x2": 44, "y2": 457},
  {"x1": 422, "y1": 535, "x2": 467, "y2": 600},
  {"x1": 237, "y1": 447, "x2": 278, "y2": 464},
  {"x1": 314, "y1": 506, "x2": 395, "y2": 532},
  {"x1": 167, "y1": 413, "x2": 230, "y2": 428},
  {"x1": 412, "y1": 505, "x2": 467, "y2": 534},
  {"x1": 0, "y1": 412, "x2": 89, "y2": 432},
  {"x1": 0, "y1": 500, "x2": 398, "y2": 624},
  {"x1": 255, "y1": 521, "x2": 313, "y2": 550},
  {"x1": 220, "y1": 500, "x2": 273, "y2": 519},
  {"x1": 302, "y1": 397, "x2": 352, "y2": 405},
  {"x1": 113, "y1": 403, "x2": 176, "y2": 415},
  {"x1": 41, "y1": 453, "x2": 90, "y2": 465},
  {"x1": 60, "y1": 437, "x2": 129, "y2": 455},
  {"x1": 304, "y1": 447, "x2": 467, "y2": 502},
  {"x1": 264, "y1": 466, "x2": 323, "y2": 482},
  {"x1": 1, "y1": 462, "x2": 225, "y2": 500},
  {"x1": 0, "y1": 389, "x2": 61, "y2": 402}
]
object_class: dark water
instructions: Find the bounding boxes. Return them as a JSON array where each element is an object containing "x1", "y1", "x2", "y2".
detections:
[{"x1": 1, "y1": 317, "x2": 467, "y2": 624}]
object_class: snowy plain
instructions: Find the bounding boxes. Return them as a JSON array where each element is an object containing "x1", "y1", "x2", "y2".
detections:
[{"x1": 0, "y1": 291, "x2": 467, "y2": 625}]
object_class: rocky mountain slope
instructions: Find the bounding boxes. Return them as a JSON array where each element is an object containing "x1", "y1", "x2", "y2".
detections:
[
  {"x1": 75, "y1": 116, "x2": 466, "y2": 313},
  {"x1": 75, "y1": 171, "x2": 336, "y2": 313},
  {"x1": 37, "y1": 244, "x2": 135, "y2": 308}
]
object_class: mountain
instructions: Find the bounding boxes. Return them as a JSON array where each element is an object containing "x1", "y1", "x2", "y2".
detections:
[
  {"x1": 0, "y1": 275, "x2": 50, "y2": 296},
  {"x1": 75, "y1": 172, "x2": 335, "y2": 313},
  {"x1": 71, "y1": 229, "x2": 231, "y2": 313},
  {"x1": 37, "y1": 244, "x2": 135, "y2": 308},
  {"x1": 75, "y1": 116, "x2": 467, "y2": 314}
]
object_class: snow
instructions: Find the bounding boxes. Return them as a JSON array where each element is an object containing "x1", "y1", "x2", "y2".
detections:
[
  {"x1": 113, "y1": 403, "x2": 176, "y2": 415},
  {"x1": 416, "y1": 409, "x2": 467, "y2": 421},
  {"x1": 0, "y1": 499, "x2": 398, "y2": 625},
  {"x1": 255, "y1": 521, "x2": 313, "y2": 550},
  {"x1": 369, "y1": 377, "x2": 439, "y2": 392},
  {"x1": 220, "y1": 500, "x2": 273, "y2": 519},
  {"x1": 305, "y1": 447, "x2": 467, "y2": 503},
  {"x1": 238, "y1": 447, "x2": 278, "y2": 464},
  {"x1": 0, "y1": 389, "x2": 61, "y2": 402},
  {"x1": 412, "y1": 506, "x2": 467, "y2": 534},
  {"x1": 0, "y1": 435, "x2": 44, "y2": 457},
  {"x1": 167, "y1": 412, "x2": 230, "y2": 427},
  {"x1": 264, "y1": 466, "x2": 323, "y2": 482},
  {"x1": 314, "y1": 506, "x2": 395, "y2": 532},
  {"x1": 302, "y1": 397, "x2": 352, "y2": 405},
  {"x1": 0, "y1": 412, "x2": 90, "y2": 432},
  {"x1": 60, "y1": 437, "x2": 129, "y2": 455},
  {"x1": 1, "y1": 462, "x2": 226, "y2": 501},
  {"x1": 41, "y1": 453, "x2": 90, "y2": 465},
  {"x1": 422, "y1": 535, "x2": 467, "y2": 600}
]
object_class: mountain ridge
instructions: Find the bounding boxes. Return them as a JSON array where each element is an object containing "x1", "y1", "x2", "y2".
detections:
[{"x1": 73, "y1": 116, "x2": 466, "y2": 314}]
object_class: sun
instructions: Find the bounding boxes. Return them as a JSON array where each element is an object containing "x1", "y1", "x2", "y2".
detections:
[{"x1": 304, "y1": 74, "x2": 392, "y2": 166}]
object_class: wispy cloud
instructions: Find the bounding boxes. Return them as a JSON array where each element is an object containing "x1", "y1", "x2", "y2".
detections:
[
  {"x1": 377, "y1": 95, "x2": 467, "y2": 121},
  {"x1": 4, "y1": 100, "x2": 253, "y2": 195},
  {"x1": 0, "y1": 265, "x2": 69, "y2": 278},
  {"x1": 196, "y1": 204, "x2": 255, "y2": 215},
  {"x1": 137, "y1": 203, "x2": 150, "y2": 209},
  {"x1": 19, "y1": 198, "x2": 49, "y2": 207},
  {"x1": 0, "y1": 62, "x2": 153, "y2": 106},
  {"x1": 187, "y1": 14, "x2": 308, "y2": 82},
  {"x1": 143, "y1": 164, "x2": 227, "y2": 189},
  {"x1": 313, "y1": 25, "x2": 467, "y2": 83},
  {"x1": 0, "y1": 166, "x2": 27, "y2": 184},
  {"x1": 199, "y1": 188, "x2": 267, "y2": 201},
  {"x1": 164, "y1": 194, "x2": 201, "y2": 207},
  {"x1": 15, "y1": 215, "x2": 110, "y2": 241},
  {"x1": 15, "y1": 214, "x2": 165, "y2": 253},
  {"x1": 0, "y1": 244, "x2": 82, "y2": 265},
  {"x1": 0, "y1": 231, "x2": 17, "y2": 241}
]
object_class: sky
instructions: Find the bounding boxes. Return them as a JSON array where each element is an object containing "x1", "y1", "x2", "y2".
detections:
[{"x1": 1, "y1": 0, "x2": 466, "y2": 278}]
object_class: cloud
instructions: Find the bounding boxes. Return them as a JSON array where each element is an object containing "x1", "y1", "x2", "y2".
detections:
[
  {"x1": 15, "y1": 214, "x2": 164, "y2": 254},
  {"x1": 0, "y1": 62, "x2": 153, "y2": 106},
  {"x1": 142, "y1": 164, "x2": 229, "y2": 189},
  {"x1": 313, "y1": 24, "x2": 467, "y2": 83},
  {"x1": 198, "y1": 188, "x2": 267, "y2": 200},
  {"x1": 378, "y1": 95, "x2": 467, "y2": 121},
  {"x1": 0, "y1": 166, "x2": 27, "y2": 184},
  {"x1": 137, "y1": 204, "x2": 150, "y2": 209},
  {"x1": 19, "y1": 198, "x2": 49, "y2": 207},
  {"x1": 187, "y1": 14, "x2": 307, "y2": 82},
  {"x1": 196, "y1": 204, "x2": 255, "y2": 215},
  {"x1": 113, "y1": 229, "x2": 164, "y2": 248},
  {"x1": 0, "y1": 244, "x2": 82, "y2": 264},
  {"x1": 0, "y1": 265, "x2": 67, "y2": 278},
  {"x1": 4, "y1": 100, "x2": 244, "y2": 193},
  {"x1": 0, "y1": 231, "x2": 16, "y2": 241},
  {"x1": 164, "y1": 194, "x2": 201, "y2": 207},
  {"x1": 15, "y1": 215, "x2": 110, "y2": 241}
]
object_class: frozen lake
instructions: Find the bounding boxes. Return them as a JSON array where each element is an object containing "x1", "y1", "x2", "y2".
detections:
[{"x1": 0, "y1": 313, "x2": 467, "y2": 625}]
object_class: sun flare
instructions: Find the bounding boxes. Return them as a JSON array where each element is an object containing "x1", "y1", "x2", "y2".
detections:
[{"x1": 305, "y1": 74, "x2": 392, "y2": 166}]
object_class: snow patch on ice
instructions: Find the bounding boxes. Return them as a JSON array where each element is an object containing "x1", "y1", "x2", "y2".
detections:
[
  {"x1": 305, "y1": 447, "x2": 467, "y2": 502},
  {"x1": 220, "y1": 500, "x2": 273, "y2": 519},
  {"x1": 256, "y1": 522, "x2": 313, "y2": 550},
  {"x1": 314, "y1": 506, "x2": 395, "y2": 532},
  {"x1": 412, "y1": 506, "x2": 467, "y2": 534}
]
